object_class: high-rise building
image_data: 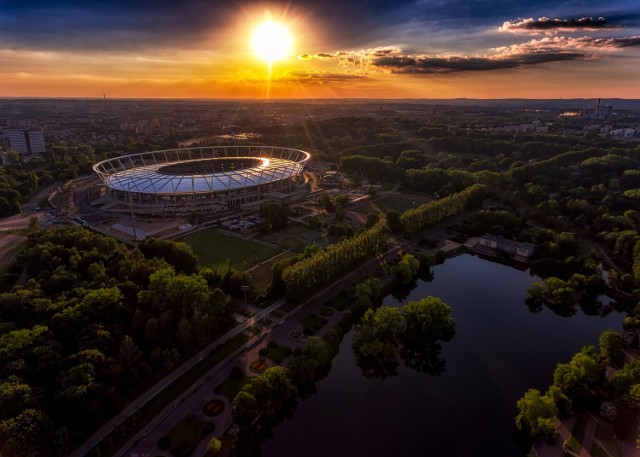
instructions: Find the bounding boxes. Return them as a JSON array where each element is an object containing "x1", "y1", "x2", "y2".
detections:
[{"x1": 2, "y1": 129, "x2": 46, "y2": 157}]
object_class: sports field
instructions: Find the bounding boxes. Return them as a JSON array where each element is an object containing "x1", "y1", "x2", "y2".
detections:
[{"x1": 184, "y1": 229, "x2": 280, "y2": 271}]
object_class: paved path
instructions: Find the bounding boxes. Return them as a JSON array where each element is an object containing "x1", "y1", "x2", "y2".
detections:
[
  {"x1": 536, "y1": 418, "x2": 574, "y2": 457},
  {"x1": 69, "y1": 299, "x2": 285, "y2": 457},
  {"x1": 579, "y1": 415, "x2": 598, "y2": 457}
]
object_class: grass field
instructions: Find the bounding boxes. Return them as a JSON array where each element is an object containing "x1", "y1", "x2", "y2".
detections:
[
  {"x1": 247, "y1": 252, "x2": 296, "y2": 292},
  {"x1": 357, "y1": 195, "x2": 426, "y2": 215},
  {"x1": 266, "y1": 341, "x2": 290, "y2": 364},
  {"x1": 215, "y1": 372, "x2": 253, "y2": 401},
  {"x1": 300, "y1": 314, "x2": 328, "y2": 330},
  {"x1": 184, "y1": 229, "x2": 280, "y2": 271},
  {"x1": 259, "y1": 223, "x2": 324, "y2": 251},
  {"x1": 162, "y1": 413, "x2": 214, "y2": 457},
  {"x1": 327, "y1": 290, "x2": 353, "y2": 311}
]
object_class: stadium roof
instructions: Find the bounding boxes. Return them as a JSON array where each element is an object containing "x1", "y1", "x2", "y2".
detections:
[{"x1": 93, "y1": 146, "x2": 310, "y2": 195}]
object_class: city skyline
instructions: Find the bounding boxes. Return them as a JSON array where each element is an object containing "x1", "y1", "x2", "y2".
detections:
[{"x1": 1, "y1": 0, "x2": 639, "y2": 99}]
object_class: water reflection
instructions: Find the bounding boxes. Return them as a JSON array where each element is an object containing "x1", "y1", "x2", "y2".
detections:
[{"x1": 261, "y1": 255, "x2": 625, "y2": 457}]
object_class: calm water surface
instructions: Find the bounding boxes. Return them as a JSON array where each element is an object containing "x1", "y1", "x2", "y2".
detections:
[{"x1": 261, "y1": 254, "x2": 624, "y2": 457}]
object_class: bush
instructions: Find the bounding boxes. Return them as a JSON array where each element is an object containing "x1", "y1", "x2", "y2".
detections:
[
  {"x1": 259, "y1": 347, "x2": 268, "y2": 357},
  {"x1": 623, "y1": 317, "x2": 640, "y2": 330},
  {"x1": 303, "y1": 326, "x2": 314, "y2": 336},
  {"x1": 267, "y1": 341, "x2": 277, "y2": 349},
  {"x1": 158, "y1": 436, "x2": 171, "y2": 450},
  {"x1": 230, "y1": 366, "x2": 244, "y2": 379}
]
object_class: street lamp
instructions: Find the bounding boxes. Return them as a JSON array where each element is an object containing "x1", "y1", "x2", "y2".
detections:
[{"x1": 241, "y1": 285, "x2": 250, "y2": 314}]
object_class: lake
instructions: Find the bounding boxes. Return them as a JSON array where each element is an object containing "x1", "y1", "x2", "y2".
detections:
[{"x1": 261, "y1": 254, "x2": 624, "y2": 457}]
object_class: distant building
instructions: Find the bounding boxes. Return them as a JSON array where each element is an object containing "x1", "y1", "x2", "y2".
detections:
[
  {"x1": 478, "y1": 233, "x2": 535, "y2": 261},
  {"x1": 2, "y1": 129, "x2": 46, "y2": 157}
]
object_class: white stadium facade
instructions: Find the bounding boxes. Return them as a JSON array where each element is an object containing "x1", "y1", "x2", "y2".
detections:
[{"x1": 92, "y1": 146, "x2": 311, "y2": 215}]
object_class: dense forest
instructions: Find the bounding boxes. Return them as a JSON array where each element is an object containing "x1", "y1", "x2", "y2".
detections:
[{"x1": 0, "y1": 226, "x2": 233, "y2": 456}]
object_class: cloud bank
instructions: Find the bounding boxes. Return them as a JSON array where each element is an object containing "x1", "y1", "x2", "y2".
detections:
[
  {"x1": 498, "y1": 16, "x2": 624, "y2": 34},
  {"x1": 299, "y1": 36, "x2": 640, "y2": 74}
]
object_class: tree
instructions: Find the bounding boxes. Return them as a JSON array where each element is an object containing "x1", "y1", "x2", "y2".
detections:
[
  {"x1": 552, "y1": 346, "x2": 602, "y2": 409},
  {"x1": 515, "y1": 389, "x2": 558, "y2": 442},
  {"x1": 139, "y1": 268, "x2": 210, "y2": 316},
  {"x1": 400, "y1": 184, "x2": 486, "y2": 237},
  {"x1": 242, "y1": 376, "x2": 272, "y2": 407},
  {"x1": 366, "y1": 213, "x2": 380, "y2": 229},
  {"x1": 0, "y1": 377, "x2": 33, "y2": 419},
  {"x1": 390, "y1": 253, "x2": 420, "y2": 286},
  {"x1": 353, "y1": 307, "x2": 403, "y2": 363},
  {"x1": 353, "y1": 297, "x2": 455, "y2": 378},
  {"x1": 261, "y1": 366, "x2": 297, "y2": 403},
  {"x1": 259, "y1": 203, "x2": 291, "y2": 233},
  {"x1": 206, "y1": 436, "x2": 222, "y2": 456},
  {"x1": 609, "y1": 360, "x2": 640, "y2": 406},
  {"x1": 386, "y1": 210, "x2": 402, "y2": 233},
  {"x1": 599, "y1": 329, "x2": 624, "y2": 368},
  {"x1": 282, "y1": 222, "x2": 387, "y2": 302},
  {"x1": 118, "y1": 335, "x2": 142, "y2": 373},
  {"x1": 138, "y1": 239, "x2": 198, "y2": 274},
  {"x1": 353, "y1": 277, "x2": 382, "y2": 314},
  {"x1": 402, "y1": 297, "x2": 455, "y2": 344},
  {"x1": 232, "y1": 391, "x2": 259, "y2": 426},
  {"x1": 0, "y1": 408, "x2": 55, "y2": 457}
]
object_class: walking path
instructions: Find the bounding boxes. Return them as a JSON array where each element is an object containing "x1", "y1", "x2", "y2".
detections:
[
  {"x1": 69, "y1": 299, "x2": 285, "y2": 457},
  {"x1": 579, "y1": 415, "x2": 598, "y2": 457}
]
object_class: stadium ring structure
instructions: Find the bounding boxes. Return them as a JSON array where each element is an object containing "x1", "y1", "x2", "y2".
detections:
[{"x1": 92, "y1": 146, "x2": 311, "y2": 215}]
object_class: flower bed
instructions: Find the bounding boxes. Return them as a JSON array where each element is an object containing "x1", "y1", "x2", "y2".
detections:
[{"x1": 202, "y1": 399, "x2": 225, "y2": 417}]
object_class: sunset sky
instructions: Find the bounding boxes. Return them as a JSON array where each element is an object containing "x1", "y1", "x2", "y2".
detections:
[{"x1": 1, "y1": 0, "x2": 639, "y2": 99}]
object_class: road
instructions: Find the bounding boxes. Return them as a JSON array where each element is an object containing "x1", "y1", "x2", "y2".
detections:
[
  {"x1": 0, "y1": 185, "x2": 55, "y2": 270},
  {"x1": 0, "y1": 185, "x2": 54, "y2": 231}
]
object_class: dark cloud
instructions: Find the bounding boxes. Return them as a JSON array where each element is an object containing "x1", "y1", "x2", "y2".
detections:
[
  {"x1": 302, "y1": 35, "x2": 640, "y2": 74},
  {"x1": 494, "y1": 35, "x2": 640, "y2": 52},
  {"x1": 372, "y1": 52, "x2": 585, "y2": 73},
  {"x1": 499, "y1": 16, "x2": 623, "y2": 33}
]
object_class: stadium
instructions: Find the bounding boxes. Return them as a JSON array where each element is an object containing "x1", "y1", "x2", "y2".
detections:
[{"x1": 92, "y1": 146, "x2": 311, "y2": 216}]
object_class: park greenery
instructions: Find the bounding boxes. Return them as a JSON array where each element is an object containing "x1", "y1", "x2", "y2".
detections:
[
  {"x1": 0, "y1": 226, "x2": 234, "y2": 457},
  {"x1": 399, "y1": 183, "x2": 486, "y2": 237},
  {"x1": 281, "y1": 221, "x2": 387, "y2": 302},
  {"x1": 352, "y1": 296, "x2": 455, "y2": 378},
  {"x1": 230, "y1": 332, "x2": 344, "y2": 457},
  {"x1": 516, "y1": 329, "x2": 639, "y2": 443},
  {"x1": 2, "y1": 106, "x2": 640, "y2": 456}
]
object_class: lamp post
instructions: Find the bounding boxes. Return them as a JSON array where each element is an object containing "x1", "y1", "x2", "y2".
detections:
[
  {"x1": 127, "y1": 183, "x2": 138, "y2": 242},
  {"x1": 241, "y1": 285, "x2": 250, "y2": 315}
]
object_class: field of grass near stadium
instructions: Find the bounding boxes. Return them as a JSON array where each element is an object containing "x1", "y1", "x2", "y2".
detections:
[
  {"x1": 184, "y1": 229, "x2": 280, "y2": 271},
  {"x1": 357, "y1": 195, "x2": 428, "y2": 215}
]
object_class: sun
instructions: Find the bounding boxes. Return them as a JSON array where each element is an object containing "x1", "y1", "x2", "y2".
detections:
[{"x1": 251, "y1": 20, "x2": 292, "y2": 62}]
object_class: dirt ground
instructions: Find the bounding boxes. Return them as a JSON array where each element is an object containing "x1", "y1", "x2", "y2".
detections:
[{"x1": 0, "y1": 231, "x2": 27, "y2": 272}]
